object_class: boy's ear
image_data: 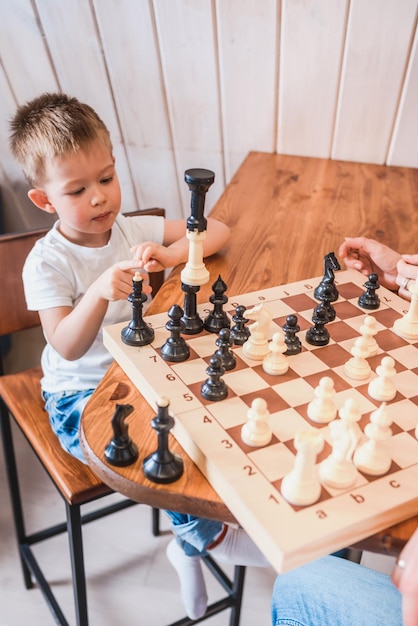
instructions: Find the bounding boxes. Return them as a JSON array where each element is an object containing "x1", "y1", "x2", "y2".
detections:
[{"x1": 28, "y1": 189, "x2": 56, "y2": 214}]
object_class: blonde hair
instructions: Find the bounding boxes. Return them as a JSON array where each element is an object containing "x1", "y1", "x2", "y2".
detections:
[{"x1": 9, "y1": 92, "x2": 112, "y2": 186}]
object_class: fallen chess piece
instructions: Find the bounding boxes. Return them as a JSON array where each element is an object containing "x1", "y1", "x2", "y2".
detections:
[
  {"x1": 104, "y1": 404, "x2": 138, "y2": 466},
  {"x1": 241, "y1": 397, "x2": 272, "y2": 447}
]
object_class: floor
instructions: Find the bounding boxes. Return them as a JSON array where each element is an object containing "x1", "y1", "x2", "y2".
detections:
[
  {"x1": 0, "y1": 328, "x2": 277, "y2": 626},
  {"x1": 0, "y1": 329, "x2": 395, "y2": 626}
]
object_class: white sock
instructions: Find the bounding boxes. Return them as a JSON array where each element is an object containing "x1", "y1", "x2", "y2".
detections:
[
  {"x1": 207, "y1": 525, "x2": 269, "y2": 567},
  {"x1": 166, "y1": 538, "x2": 208, "y2": 620}
]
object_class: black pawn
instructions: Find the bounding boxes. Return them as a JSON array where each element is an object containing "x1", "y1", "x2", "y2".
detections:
[
  {"x1": 181, "y1": 282, "x2": 204, "y2": 334},
  {"x1": 215, "y1": 327, "x2": 236, "y2": 371},
  {"x1": 143, "y1": 397, "x2": 184, "y2": 484},
  {"x1": 161, "y1": 304, "x2": 190, "y2": 362},
  {"x1": 230, "y1": 305, "x2": 251, "y2": 345},
  {"x1": 316, "y1": 282, "x2": 336, "y2": 322},
  {"x1": 201, "y1": 355, "x2": 228, "y2": 401},
  {"x1": 121, "y1": 273, "x2": 155, "y2": 346},
  {"x1": 282, "y1": 314, "x2": 302, "y2": 355},
  {"x1": 358, "y1": 273, "x2": 380, "y2": 310},
  {"x1": 306, "y1": 304, "x2": 330, "y2": 346},
  {"x1": 203, "y1": 275, "x2": 231, "y2": 333},
  {"x1": 104, "y1": 404, "x2": 138, "y2": 466}
]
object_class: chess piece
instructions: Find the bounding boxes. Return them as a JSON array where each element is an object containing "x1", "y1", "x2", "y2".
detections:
[
  {"x1": 393, "y1": 281, "x2": 418, "y2": 340},
  {"x1": 230, "y1": 305, "x2": 251, "y2": 345},
  {"x1": 282, "y1": 314, "x2": 302, "y2": 355},
  {"x1": 242, "y1": 303, "x2": 272, "y2": 360},
  {"x1": 358, "y1": 273, "x2": 380, "y2": 310},
  {"x1": 143, "y1": 397, "x2": 184, "y2": 483},
  {"x1": 201, "y1": 355, "x2": 228, "y2": 401},
  {"x1": 281, "y1": 427, "x2": 324, "y2": 506},
  {"x1": 316, "y1": 282, "x2": 336, "y2": 322},
  {"x1": 104, "y1": 404, "x2": 138, "y2": 466},
  {"x1": 314, "y1": 251, "x2": 341, "y2": 302},
  {"x1": 215, "y1": 327, "x2": 236, "y2": 371},
  {"x1": 359, "y1": 315, "x2": 379, "y2": 357},
  {"x1": 344, "y1": 335, "x2": 371, "y2": 380},
  {"x1": 305, "y1": 304, "x2": 330, "y2": 346},
  {"x1": 353, "y1": 402, "x2": 393, "y2": 475},
  {"x1": 180, "y1": 168, "x2": 214, "y2": 287},
  {"x1": 160, "y1": 304, "x2": 190, "y2": 362},
  {"x1": 241, "y1": 398, "x2": 272, "y2": 447},
  {"x1": 121, "y1": 272, "x2": 155, "y2": 346},
  {"x1": 203, "y1": 275, "x2": 231, "y2": 333},
  {"x1": 262, "y1": 331, "x2": 289, "y2": 375},
  {"x1": 181, "y1": 283, "x2": 204, "y2": 335},
  {"x1": 307, "y1": 376, "x2": 337, "y2": 424},
  {"x1": 368, "y1": 356, "x2": 397, "y2": 402}
]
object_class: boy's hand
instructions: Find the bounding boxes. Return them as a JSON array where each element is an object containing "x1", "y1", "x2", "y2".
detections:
[
  {"x1": 131, "y1": 241, "x2": 182, "y2": 272},
  {"x1": 94, "y1": 260, "x2": 152, "y2": 301}
]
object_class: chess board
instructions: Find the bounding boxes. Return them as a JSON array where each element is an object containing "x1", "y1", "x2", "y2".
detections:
[{"x1": 103, "y1": 269, "x2": 418, "y2": 573}]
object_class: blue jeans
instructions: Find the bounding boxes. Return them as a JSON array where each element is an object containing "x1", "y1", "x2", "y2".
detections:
[
  {"x1": 271, "y1": 555, "x2": 402, "y2": 626},
  {"x1": 165, "y1": 512, "x2": 222, "y2": 556},
  {"x1": 43, "y1": 389, "x2": 94, "y2": 464},
  {"x1": 44, "y1": 390, "x2": 222, "y2": 554}
]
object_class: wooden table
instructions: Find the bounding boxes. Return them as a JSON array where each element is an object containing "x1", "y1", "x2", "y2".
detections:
[{"x1": 81, "y1": 151, "x2": 418, "y2": 554}]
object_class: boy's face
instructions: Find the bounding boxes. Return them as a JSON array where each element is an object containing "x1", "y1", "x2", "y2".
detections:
[{"x1": 30, "y1": 140, "x2": 121, "y2": 247}]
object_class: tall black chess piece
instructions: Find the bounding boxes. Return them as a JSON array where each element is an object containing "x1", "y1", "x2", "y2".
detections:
[
  {"x1": 358, "y1": 273, "x2": 380, "y2": 310},
  {"x1": 181, "y1": 282, "x2": 204, "y2": 334},
  {"x1": 203, "y1": 275, "x2": 231, "y2": 333},
  {"x1": 314, "y1": 251, "x2": 341, "y2": 302},
  {"x1": 121, "y1": 272, "x2": 155, "y2": 346},
  {"x1": 104, "y1": 404, "x2": 138, "y2": 466},
  {"x1": 143, "y1": 398, "x2": 184, "y2": 484}
]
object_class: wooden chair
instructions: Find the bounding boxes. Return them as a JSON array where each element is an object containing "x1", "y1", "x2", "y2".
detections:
[{"x1": 0, "y1": 209, "x2": 165, "y2": 626}]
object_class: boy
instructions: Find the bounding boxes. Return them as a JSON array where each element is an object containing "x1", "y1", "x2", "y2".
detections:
[{"x1": 10, "y1": 93, "x2": 268, "y2": 620}]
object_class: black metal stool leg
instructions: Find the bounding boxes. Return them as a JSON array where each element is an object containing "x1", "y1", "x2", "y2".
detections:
[
  {"x1": 66, "y1": 502, "x2": 89, "y2": 626},
  {"x1": 229, "y1": 565, "x2": 246, "y2": 626},
  {"x1": 0, "y1": 401, "x2": 32, "y2": 589},
  {"x1": 152, "y1": 507, "x2": 161, "y2": 536}
]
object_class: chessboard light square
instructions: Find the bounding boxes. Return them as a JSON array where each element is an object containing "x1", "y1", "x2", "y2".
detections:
[
  {"x1": 171, "y1": 358, "x2": 208, "y2": 385},
  {"x1": 223, "y1": 368, "x2": 269, "y2": 395},
  {"x1": 393, "y1": 369, "x2": 418, "y2": 399},
  {"x1": 390, "y1": 399, "x2": 418, "y2": 431},
  {"x1": 271, "y1": 378, "x2": 315, "y2": 407},
  {"x1": 208, "y1": 396, "x2": 251, "y2": 429},
  {"x1": 334, "y1": 388, "x2": 377, "y2": 414},
  {"x1": 286, "y1": 351, "x2": 329, "y2": 377},
  {"x1": 247, "y1": 442, "x2": 295, "y2": 482},
  {"x1": 390, "y1": 432, "x2": 418, "y2": 468},
  {"x1": 269, "y1": 408, "x2": 312, "y2": 442},
  {"x1": 388, "y1": 344, "x2": 418, "y2": 369}
]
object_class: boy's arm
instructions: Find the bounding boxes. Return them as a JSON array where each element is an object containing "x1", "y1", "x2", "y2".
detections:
[
  {"x1": 133, "y1": 218, "x2": 231, "y2": 272},
  {"x1": 39, "y1": 260, "x2": 150, "y2": 361}
]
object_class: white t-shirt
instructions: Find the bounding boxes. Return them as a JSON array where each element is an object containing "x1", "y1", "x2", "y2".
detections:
[{"x1": 23, "y1": 213, "x2": 165, "y2": 393}]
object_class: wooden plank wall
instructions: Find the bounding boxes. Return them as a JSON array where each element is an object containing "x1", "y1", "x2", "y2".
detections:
[{"x1": 0, "y1": 0, "x2": 417, "y2": 233}]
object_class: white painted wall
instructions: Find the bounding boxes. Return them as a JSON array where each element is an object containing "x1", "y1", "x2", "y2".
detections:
[{"x1": 0, "y1": 0, "x2": 417, "y2": 232}]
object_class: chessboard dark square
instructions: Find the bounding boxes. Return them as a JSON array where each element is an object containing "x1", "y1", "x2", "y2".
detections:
[
  {"x1": 313, "y1": 343, "x2": 352, "y2": 368},
  {"x1": 303, "y1": 371, "x2": 351, "y2": 393},
  {"x1": 374, "y1": 308, "x2": 404, "y2": 327},
  {"x1": 372, "y1": 328, "x2": 408, "y2": 351},
  {"x1": 253, "y1": 364, "x2": 300, "y2": 385},
  {"x1": 188, "y1": 381, "x2": 237, "y2": 405},
  {"x1": 240, "y1": 387, "x2": 290, "y2": 413},
  {"x1": 328, "y1": 320, "x2": 359, "y2": 342},
  {"x1": 368, "y1": 353, "x2": 407, "y2": 373},
  {"x1": 281, "y1": 293, "x2": 317, "y2": 311},
  {"x1": 333, "y1": 300, "x2": 364, "y2": 320},
  {"x1": 336, "y1": 282, "x2": 364, "y2": 299}
]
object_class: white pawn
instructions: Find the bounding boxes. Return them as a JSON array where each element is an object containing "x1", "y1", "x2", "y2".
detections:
[
  {"x1": 281, "y1": 427, "x2": 324, "y2": 506},
  {"x1": 344, "y1": 335, "x2": 371, "y2": 380},
  {"x1": 241, "y1": 398, "x2": 272, "y2": 447},
  {"x1": 354, "y1": 403, "x2": 392, "y2": 475},
  {"x1": 319, "y1": 398, "x2": 361, "y2": 489},
  {"x1": 262, "y1": 331, "x2": 289, "y2": 375},
  {"x1": 368, "y1": 356, "x2": 396, "y2": 402},
  {"x1": 359, "y1": 315, "x2": 379, "y2": 357},
  {"x1": 307, "y1": 376, "x2": 337, "y2": 424},
  {"x1": 393, "y1": 281, "x2": 418, "y2": 340}
]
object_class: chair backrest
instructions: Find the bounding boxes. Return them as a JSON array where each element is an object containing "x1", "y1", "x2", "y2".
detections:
[{"x1": 0, "y1": 207, "x2": 166, "y2": 340}]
